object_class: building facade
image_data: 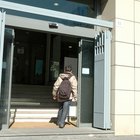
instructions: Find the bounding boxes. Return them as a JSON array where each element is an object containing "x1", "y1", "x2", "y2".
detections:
[
  {"x1": 0, "y1": 0, "x2": 140, "y2": 136},
  {"x1": 105, "y1": 0, "x2": 140, "y2": 135}
]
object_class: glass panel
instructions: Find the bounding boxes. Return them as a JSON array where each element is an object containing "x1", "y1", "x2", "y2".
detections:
[
  {"x1": 3, "y1": 0, "x2": 95, "y2": 18},
  {"x1": 80, "y1": 40, "x2": 94, "y2": 123},
  {"x1": 2, "y1": 0, "x2": 95, "y2": 28},
  {"x1": 0, "y1": 11, "x2": 5, "y2": 130},
  {"x1": 0, "y1": 28, "x2": 14, "y2": 129}
]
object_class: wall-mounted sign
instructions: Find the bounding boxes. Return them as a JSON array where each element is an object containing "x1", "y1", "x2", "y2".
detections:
[
  {"x1": 116, "y1": 19, "x2": 124, "y2": 28},
  {"x1": 82, "y1": 68, "x2": 90, "y2": 74}
]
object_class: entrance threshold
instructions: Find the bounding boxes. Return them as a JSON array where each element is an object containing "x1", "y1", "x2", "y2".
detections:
[{"x1": 0, "y1": 127, "x2": 114, "y2": 137}]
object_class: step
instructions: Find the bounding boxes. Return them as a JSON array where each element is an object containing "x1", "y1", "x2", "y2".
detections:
[
  {"x1": 11, "y1": 98, "x2": 54, "y2": 103},
  {"x1": 10, "y1": 109, "x2": 58, "y2": 122},
  {"x1": 10, "y1": 118, "x2": 56, "y2": 122},
  {"x1": 11, "y1": 102, "x2": 58, "y2": 108},
  {"x1": 10, "y1": 84, "x2": 59, "y2": 122},
  {"x1": 10, "y1": 108, "x2": 58, "y2": 115},
  {"x1": 12, "y1": 85, "x2": 53, "y2": 92}
]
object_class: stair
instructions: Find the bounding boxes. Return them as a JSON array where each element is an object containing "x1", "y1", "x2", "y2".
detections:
[
  {"x1": 10, "y1": 84, "x2": 59, "y2": 123},
  {"x1": 10, "y1": 108, "x2": 58, "y2": 123}
]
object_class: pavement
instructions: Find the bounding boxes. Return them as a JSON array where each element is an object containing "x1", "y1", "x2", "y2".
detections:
[{"x1": 0, "y1": 127, "x2": 140, "y2": 140}]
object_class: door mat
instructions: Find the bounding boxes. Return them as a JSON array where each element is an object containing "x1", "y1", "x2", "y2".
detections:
[{"x1": 10, "y1": 122, "x2": 75, "y2": 129}]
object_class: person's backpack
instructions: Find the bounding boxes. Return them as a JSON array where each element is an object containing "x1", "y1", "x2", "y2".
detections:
[{"x1": 57, "y1": 75, "x2": 72, "y2": 102}]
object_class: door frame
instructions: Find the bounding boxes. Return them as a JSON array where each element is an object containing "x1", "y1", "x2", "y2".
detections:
[
  {"x1": 0, "y1": 1, "x2": 113, "y2": 29},
  {"x1": 0, "y1": 1, "x2": 113, "y2": 129},
  {"x1": 1, "y1": 28, "x2": 15, "y2": 129},
  {"x1": 77, "y1": 39, "x2": 94, "y2": 127},
  {"x1": 0, "y1": 11, "x2": 5, "y2": 99},
  {"x1": 0, "y1": 11, "x2": 15, "y2": 128},
  {"x1": 0, "y1": 1, "x2": 113, "y2": 39}
]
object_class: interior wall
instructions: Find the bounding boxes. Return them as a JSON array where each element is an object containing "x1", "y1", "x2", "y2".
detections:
[
  {"x1": 49, "y1": 35, "x2": 61, "y2": 81},
  {"x1": 13, "y1": 29, "x2": 46, "y2": 85}
]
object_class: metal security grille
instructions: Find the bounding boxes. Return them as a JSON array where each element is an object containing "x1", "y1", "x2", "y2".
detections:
[
  {"x1": 95, "y1": 32, "x2": 104, "y2": 55},
  {"x1": 93, "y1": 30, "x2": 111, "y2": 129}
]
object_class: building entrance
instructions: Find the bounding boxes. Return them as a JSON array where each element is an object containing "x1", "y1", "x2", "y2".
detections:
[
  {"x1": 0, "y1": 3, "x2": 112, "y2": 129},
  {"x1": 0, "y1": 28, "x2": 112, "y2": 130},
  {"x1": 4, "y1": 28, "x2": 79, "y2": 129}
]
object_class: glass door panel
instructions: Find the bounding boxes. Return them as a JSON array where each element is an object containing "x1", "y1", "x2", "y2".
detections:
[
  {"x1": 3, "y1": 0, "x2": 95, "y2": 18},
  {"x1": 0, "y1": 28, "x2": 14, "y2": 129},
  {"x1": 0, "y1": 11, "x2": 6, "y2": 130},
  {"x1": 78, "y1": 39, "x2": 94, "y2": 126}
]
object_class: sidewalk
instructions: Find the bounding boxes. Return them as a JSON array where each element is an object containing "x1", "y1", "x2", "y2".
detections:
[
  {"x1": 0, "y1": 127, "x2": 140, "y2": 140},
  {"x1": 0, "y1": 127, "x2": 113, "y2": 136}
]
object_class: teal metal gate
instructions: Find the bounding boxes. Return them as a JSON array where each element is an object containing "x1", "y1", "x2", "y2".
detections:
[{"x1": 93, "y1": 30, "x2": 111, "y2": 129}]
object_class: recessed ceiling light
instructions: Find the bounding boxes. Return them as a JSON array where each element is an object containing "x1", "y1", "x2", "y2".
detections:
[
  {"x1": 54, "y1": 3, "x2": 59, "y2": 6},
  {"x1": 68, "y1": 46, "x2": 72, "y2": 49}
]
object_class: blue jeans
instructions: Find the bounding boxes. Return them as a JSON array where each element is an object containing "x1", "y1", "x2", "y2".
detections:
[{"x1": 57, "y1": 100, "x2": 71, "y2": 126}]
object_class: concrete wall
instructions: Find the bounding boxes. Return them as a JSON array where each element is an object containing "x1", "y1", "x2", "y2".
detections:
[{"x1": 102, "y1": 0, "x2": 140, "y2": 135}]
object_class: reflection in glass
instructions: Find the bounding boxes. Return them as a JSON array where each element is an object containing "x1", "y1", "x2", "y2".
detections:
[
  {"x1": 0, "y1": 28, "x2": 14, "y2": 129},
  {"x1": 3, "y1": 0, "x2": 95, "y2": 28}
]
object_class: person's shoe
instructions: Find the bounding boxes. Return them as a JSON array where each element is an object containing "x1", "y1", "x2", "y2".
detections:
[
  {"x1": 56, "y1": 122, "x2": 60, "y2": 126},
  {"x1": 59, "y1": 124, "x2": 65, "y2": 128}
]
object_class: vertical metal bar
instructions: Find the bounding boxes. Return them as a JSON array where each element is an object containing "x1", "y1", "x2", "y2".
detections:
[
  {"x1": 6, "y1": 29, "x2": 14, "y2": 128},
  {"x1": 99, "y1": 33, "x2": 102, "y2": 54},
  {"x1": 0, "y1": 11, "x2": 5, "y2": 97},
  {"x1": 104, "y1": 30, "x2": 111, "y2": 129},
  {"x1": 102, "y1": 32, "x2": 104, "y2": 53},
  {"x1": 94, "y1": 35, "x2": 97, "y2": 56},
  {"x1": 77, "y1": 40, "x2": 82, "y2": 127}
]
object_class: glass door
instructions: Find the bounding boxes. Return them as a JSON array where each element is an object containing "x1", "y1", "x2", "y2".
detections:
[
  {"x1": 0, "y1": 28, "x2": 14, "y2": 129},
  {"x1": 0, "y1": 11, "x2": 6, "y2": 130},
  {"x1": 78, "y1": 39, "x2": 94, "y2": 127}
]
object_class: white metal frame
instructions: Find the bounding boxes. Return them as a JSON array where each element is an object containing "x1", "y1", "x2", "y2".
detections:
[
  {"x1": 93, "y1": 30, "x2": 111, "y2": 129},
  {"x1": 0, "y1": 1, "x2": 113, "y2": 29},
  {"x1": 0, "y1": 11, "x2": 5, "y2": 97},
  {"x1": 0, "y1": 0, "x2": 113, "y2": 129}
]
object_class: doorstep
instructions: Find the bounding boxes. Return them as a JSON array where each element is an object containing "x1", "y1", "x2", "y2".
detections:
[{"x1": 0, "y1": 126, "x2": 114, "y2": 137}]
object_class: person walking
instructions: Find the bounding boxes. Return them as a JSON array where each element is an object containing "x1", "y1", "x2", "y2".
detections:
[{"x1": 52, "y1": 65, "x2": 77, "y2": 128}]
